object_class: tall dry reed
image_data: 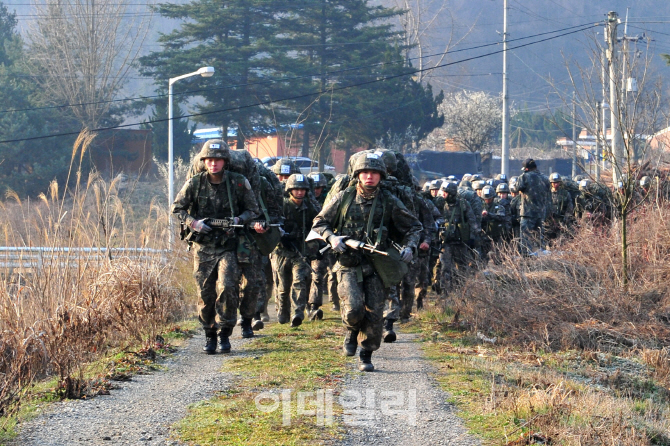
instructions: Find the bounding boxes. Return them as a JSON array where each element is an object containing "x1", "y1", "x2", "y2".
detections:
[{"x1": 0, "y1": 131, "x2": 189, "y2": 418}]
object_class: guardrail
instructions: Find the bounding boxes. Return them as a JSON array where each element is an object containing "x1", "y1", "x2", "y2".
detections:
[{"x1": 0, "y1": 247, "x2": 169, "y2": 269}]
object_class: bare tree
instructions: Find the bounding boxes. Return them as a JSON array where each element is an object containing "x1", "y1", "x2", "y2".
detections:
[
  {"x1": 26, "y1": 0, "x2": 152, "y2": 128},
  {"x1": 390, "y1": 0, "x2": 472, "y2": 83},
  {"x1": 421, "y1": 90, "x2": 504, "y2": 152}
]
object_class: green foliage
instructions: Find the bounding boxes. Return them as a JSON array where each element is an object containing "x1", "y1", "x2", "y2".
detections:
[
  {"x1": 141, "y1": 98, "x2": 196, "y2": 162},
  {"x1": 509, "y1": 108, "x2": 572, "y2": 150},
  {"x1": 0, "y1": 2, "x2": 77, "y2": 197},
  {"x1": 139, "y1": 0, "x2": 443, "y2": 155}
]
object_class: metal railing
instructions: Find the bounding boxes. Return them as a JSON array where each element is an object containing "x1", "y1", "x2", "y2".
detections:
[{"x1": 0, "y1": 247, "x2": 168, "y2": 269}]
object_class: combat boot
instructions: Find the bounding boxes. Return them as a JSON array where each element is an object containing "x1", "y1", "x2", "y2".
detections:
[
  {"x1": 252, "y1": 312, "x2": 264, "y2": 331},
  {"x1": 331, "y1": 303, "x2": 340, "y2": 312},
  {"x1": 416, "y1": 297, "x2": 424, "y2": 310},
  {"x1": 358, "y1": 349, "x2": 374, "y2": 372},
  {"x1": 290, "y1": 315, "x2": 303, "y2": 327},
  {"x1": 241, "y1": 318, "x2": 254, "y2": 338},
  {"x1": 218, "y1": 329, "x2": 231, "y2": 354},
  {"x1": 203, "y1": 330, "x2": 217, "y2": 355},
  {"x1": 308, "y1": 304, "x2": 323, "y2": 321},
  {"x1": 343, "y1": 329, "x2": 359, "y2": 356},
  {"x1": 383, "y1": 319, "x2": 396, "y2": 343},
  {"x1": 261, "y1": 309, "x2": 270, "y2": 322}
]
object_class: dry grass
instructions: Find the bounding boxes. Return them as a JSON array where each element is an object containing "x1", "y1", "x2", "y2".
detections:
[
  {"x1": 0, "y1": 132, "x2": 191, "y2": 422},
  {"x1": 449, "y1": 205, "x2": 670, "y2": 353}
]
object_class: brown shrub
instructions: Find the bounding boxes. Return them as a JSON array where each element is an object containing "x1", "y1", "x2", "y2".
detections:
[{"x1": 453, "y1": 205, "x2": 670, "y2": 352}]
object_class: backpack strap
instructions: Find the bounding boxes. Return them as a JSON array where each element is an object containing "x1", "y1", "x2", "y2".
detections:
[
  {"x1": 187, "y1": 173, "x2": 204, "y2": 217},
  {"x1": 334, "y1": 186, "x2": 357, "y2": 234}
]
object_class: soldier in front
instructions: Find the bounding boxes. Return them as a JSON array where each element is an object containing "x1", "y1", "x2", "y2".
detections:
[
  {"x1": 312, "y1": 153, "x2": 421, "y2": 372},
  {"x1": 172, "y1": 140, "x2": 259, "y2": 354}
]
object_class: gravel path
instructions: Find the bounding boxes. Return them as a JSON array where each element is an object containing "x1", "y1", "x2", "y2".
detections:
[
  {"x1": 13, "y1": 328, "x2": 251, "y2": 446},
  {"x1": 337, "y1": 332, "x2": 480, "y2": 446}
]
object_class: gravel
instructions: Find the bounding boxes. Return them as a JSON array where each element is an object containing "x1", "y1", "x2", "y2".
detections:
[
  {"x1": 13, "y1": 328, "x2": 251, "y2": 446},
  {"x1": 337, "y1": 332, "x2": 480, "y2": 446}
]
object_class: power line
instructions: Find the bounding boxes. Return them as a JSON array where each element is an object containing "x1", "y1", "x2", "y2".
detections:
[
  {"x1": 0, "y1": 21, "x2": 597, "y2": 115},
  {"x1": 0, "y1": 23, "x2": 598, "y2": 145}
]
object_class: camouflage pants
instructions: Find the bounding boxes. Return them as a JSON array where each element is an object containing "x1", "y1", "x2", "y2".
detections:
[
  {"x1": 399, "y1": 259, "x2": 420, "y2": 320},
  {"x1": 384, "y1": 286, "x2": 400, "y2": 322},
  {"x1": 255, "y1": 256, "x2": 272, "y2": 314},
  {"x1": 193, "y1": 250, "x2": 240, "y2": 335},
  {"x1": 309, "y1": 257, "x2": 327, "y2": 308},
  {"x1": 238, "y1": 248, "x2": 263, "y2": 320},
  {"x1": 520, "y1": 217, "x2": 544, "y2": 255},
  {"x1": 271, "y1": 253, "x2": 310, "y2": 323},
  {"x1": 439, "y1": 243, "x2": 471, "y2": 298},
  {"x1": 415, "y1": 255, "x2": 431, "y2": 307},
  {"x1": 336, "y1": 263, "x2": 385, "y2": 352}
]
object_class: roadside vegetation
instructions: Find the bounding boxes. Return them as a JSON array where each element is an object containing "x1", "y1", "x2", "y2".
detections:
[
  {"x1": 413, "y1": 204, "x2": 670, "y2": 445},
  {"x1": 0, "y1": 134, "x2": 195, "y2": 437}
]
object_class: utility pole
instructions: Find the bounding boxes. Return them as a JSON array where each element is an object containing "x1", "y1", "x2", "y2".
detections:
[
  {"x1": 602, "y1": 47, "x2": 608, "y2": 176},
  {"x1": 572, "y1": 91, "x2": 577, "y2": 178},
  {"x1": 607, "y1": 11, "x2": 623, "y2": 183},
  {"x1": 595, "y1": 101, "x2": 601, "y2": 180},
  {"x1": 501, "y1": 0, "x2": 510, "y2": 177}
]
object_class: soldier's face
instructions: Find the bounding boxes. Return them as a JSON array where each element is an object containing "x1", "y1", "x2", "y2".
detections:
[
  {"x1": 358, "y1": 170, "x2": 381, "y2": 188},
  {"x1": 430, "y1": 190, "x2": 438, "y2": 197},
  {"x1": 498, "y1": 192, "x2": 508, "y2": 200},
  {"x1": 476, "y1": 190, "x2": 483, "y2": 197},
  {"x1": 290, "y1": 188, "x2": 307, "y2": 200},
  {"x1": 314, "y1": 187, "x2": 324, "y2": 197},
  {"x1": 204, "y1": 158, "x2": 225, "y2": 174},
  {"x1": 485, "y1": 198, "x2": 494, "y2": 205},
  {"x1": 438, "y1": 190, "x2": 447, "y2": 198},
  {"x1": 278, "y1": 175, "x2": 290, "y2": 181},
  {"x1": 551, "y1": 182, "x2": 560, "y2": 192}
]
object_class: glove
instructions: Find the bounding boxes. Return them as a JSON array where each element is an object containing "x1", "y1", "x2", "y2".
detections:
[
  {"x1": 233, "y1": 217, "x2": 241, "y2": 225},
  {"x1": 399, "y1": 247, "x2": 413, "y2": 263},
  {"x1": 189, "y1": 219, "x2": 212, "y2": 234},
  {"x1": 328, "y1": 235, "x2": 347, "y2": 253}
]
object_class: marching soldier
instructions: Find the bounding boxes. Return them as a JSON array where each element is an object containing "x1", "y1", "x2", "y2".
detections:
[
  {"x1": 172, "y1": 140, "x2": 259, "y2": 354},
  {"x1": 516, "y1": 158, "x2": 550, "y2": 255},
  {"x1": 312, "y1": 153, "x2": 421, "y2": 372},
  {"x1": 545, "y1": 172, "x2": 574, "y2": 242},
  {"x1": 480, "y1": 185, "x2": 507, "y2": 262},
  {"x1": 272, "y1": 174, "x2": 320, "y2": 327}
]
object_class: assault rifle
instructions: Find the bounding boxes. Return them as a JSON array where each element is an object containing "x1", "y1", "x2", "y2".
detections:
[
  {"x1": 207, "y1": 218, "x2": 281, "y2": 230},
  {"x1": 317, "y1": 237, "x2": 388, "y2": 256}
]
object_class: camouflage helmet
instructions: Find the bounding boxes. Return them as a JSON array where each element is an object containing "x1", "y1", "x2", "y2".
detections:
[
  {"x1": 422, "y1": 181, "x2": 431, "y2": 192},
  {"x1": 199, "y1": 139, "x2": 231, "y2": 164},
  {"x1": 440, "y1": 181, "x2": 458, "y2": 196},
  {"x1": 496, "y1": 173, "x2": 508, "y2": 183},
  {"x1": 471, "y1": 174, "x2": 482, "y2": 181},
  {"x1": 509, "y1": 176, "x2": 518, "y2": 184},
  {"x1": 429, "y1": 179, "x2": 442, "y2": 190},
  {"x1": 447, "y1": 175, "x2": 457, "y2": 182},
  {"x1": 351, "y1": 152, "x2": 387, "y2": 179},
  {"x1": 496, "y1": 182, "x2": 510, "y2": 194},
  {"x1": 573, "y1": 174, "x2": 585, "y2": 182},
  {"x1": 640, "y1": 176, "x2": 652, "y2": 188},
  {"x1": 579, "y1": 179, "x2": 591, "y2": 191},
  {"x1": 272, "y1": 158, "x2": 301, "y2": 176},
  {"x1": 459, "y1": 180, "x2": 472, "y2": 190},
  {"x1": 486, "y1": 179, "x2": 495, "y2": 187},
  {"x1": 549, "y1": 172, "x2": 562, "y2": 183},
  {"x1": 374, "y1": 149, "x2": 397, "y2": 174},
  {"x1": 472, "y1": 180, "x2": 485, "y2": 191},
  {"x1": 462, "y1": 173, "x2": 472, "y2": 181},
  {"x1": 285, "y1": 173, "x2": 311, "y2": 191},
  {"x1": 509, "y1": 182, "x2": 519, "y2": 193},
  {"x1": 482, "y1": 185, "x2": 496, "y2": 199},
  {"x1": 308, "y1": 172, "x2": 328, "y2": 188}
]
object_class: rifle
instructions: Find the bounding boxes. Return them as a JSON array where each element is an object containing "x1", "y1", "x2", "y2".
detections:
[
  {"x1": 208, "y1": 218, "x2": 281, "y2": 230},
  {"x1": 318, "y1": 237, "x2": 388, "y2": 256}
]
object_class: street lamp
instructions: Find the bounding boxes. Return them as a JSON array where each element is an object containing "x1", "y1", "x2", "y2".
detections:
[{"x1": 168, "y1": 66, "x2": 215, "y2": 246}]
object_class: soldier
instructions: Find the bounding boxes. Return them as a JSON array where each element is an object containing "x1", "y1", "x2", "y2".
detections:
[
  {"x1": 516, "y1": 158, "x2": 550, "y2": 255},
  {"x1": 545, "y1": 172, "x2": 574, "y2": 242},
  {"x1": 438, "y1": 182, "x2": 477, "y2": 296},
  {"x1": 307, "y1": 172, "x2": 330, "y2": 320},
  {"x1": 272, "y1": 158, "x2": 300, "y2": 182},
  {"x1": 429, "y1": 179, "x2": 441, "y2": 198},
  {"x1": 496, "y1": 182, "x2": 513, "y2": 239},
  {"x1": 312, "y1": 153, "x2": 421, "y2": 371},
  {"x1": 172, "y1": 140, "x2": 259, "y2": 354},
  {"x1": 272, "y1": 174, "x2": 320, "y2": 327},
  {"x1": 473, "y1": 180, "x2": 486, "y2": 198},
  {"x1": 416, "y1": 193, "x2": 440, "y2": 310},
  {"x1": 480, "y1": 185, "x2": 507, "y2": 262},
  {"x1": 575, "y1": 179, "x2": 611, "y2": 226}
]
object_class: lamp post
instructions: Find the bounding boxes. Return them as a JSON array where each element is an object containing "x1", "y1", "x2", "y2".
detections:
[{"x1": 168, "y1": 66, "x2": 214, "y2": 246}]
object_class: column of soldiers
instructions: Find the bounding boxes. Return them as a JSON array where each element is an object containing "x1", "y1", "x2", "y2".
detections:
[{"x1": 174, "y1": 144, "x2": 656, "y2": 372}]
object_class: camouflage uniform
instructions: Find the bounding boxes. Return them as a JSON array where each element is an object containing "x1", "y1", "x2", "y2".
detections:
[
  {"x1": 312, "y1": 183, "x2": 421, "y2": 354},
  {"x1": 416, "y1": 196, "x2": 440, "y2": 309},
  {"x1": 545, "y1": 185, "x2": 574, "y2": 241},
  {"x1": 516, "y1": 165, "x2": 550, "y2": 255},
  {"x1": 438, "y1": 184, "x2": 477, "y2": 295},
  {"x1": 307, "y1": 173, "x2": 329, "y2": 318},
  {"x1": 172, "y1": 170, "x2": 259, "y2": 337},
  {"x1": 480, "y1": 197, "x2": 507, "y2": 261},
  {"x1": 272, "y1": 175, "x2": 320, "y2": 325}
]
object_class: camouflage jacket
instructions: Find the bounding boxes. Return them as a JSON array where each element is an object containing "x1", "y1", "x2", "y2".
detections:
[
  {"x1": 275, "y1": 196, "x2": 321, "y2": 259},
  {"x1": 517, "y1": 170, "x2": 551, "y2": 219},
  {"x1": 481, "y1": 198, "x2": 507, "y2": 240},
  {"x1": 440, "y1": 197, "x2": 477, "y2": 244},
  {"x1": 550, "y1": 188, "x2": 574, "y2": 221}
]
